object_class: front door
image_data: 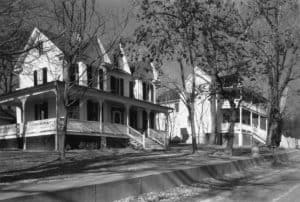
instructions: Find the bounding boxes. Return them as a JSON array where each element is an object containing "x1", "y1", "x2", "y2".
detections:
[
  {"x1": 112, "y1": 108, "x2": 123, "y2": 124},
  {"x1": 130, "y1": 109, "x2": 138, "y2": 129}
]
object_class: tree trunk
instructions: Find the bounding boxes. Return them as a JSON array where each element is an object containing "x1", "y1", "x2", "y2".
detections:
[
  {"x1": 59, "y1": 64, "x2": 70, "y2": 160},
  {"x1": 209, "y1": 77, "x2": 218, "y2": 145},
  {"x1": 187, "y1": 102, "x2": 197, "y2": 153},
  {"x1": 59, "y1": 110, "x2": 68, "y2": 160},
  {"x1": 266, "y1": 88, "x2": 282, "y2": 147},
  {"x1": 225, "y1": 100, "x2": 236, "y2": 156}
]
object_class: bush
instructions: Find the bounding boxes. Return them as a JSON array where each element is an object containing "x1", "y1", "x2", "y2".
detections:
[{"x1": 170, "y1": 136, "x2": 182, "y2": 144}]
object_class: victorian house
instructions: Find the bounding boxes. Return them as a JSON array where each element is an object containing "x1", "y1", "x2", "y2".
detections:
[
  {"x1": 0, "y1": 28, "x2": 169, "y2": 150},
  {"x1": 158, "y1": 68, "x2": 268, "y2": 147}
]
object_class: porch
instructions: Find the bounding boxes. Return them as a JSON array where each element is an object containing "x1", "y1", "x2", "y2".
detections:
[
  {"x1": 0, "y1": 81, "x2": 170, "y2": 150},
  {"x1": 220, "y1": 105, "x2": 268, "y2": 146}
]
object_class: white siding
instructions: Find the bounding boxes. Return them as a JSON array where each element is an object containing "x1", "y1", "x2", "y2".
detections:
[{"x1": 19, "y1": 29, "x2": 64, "y2": 89}]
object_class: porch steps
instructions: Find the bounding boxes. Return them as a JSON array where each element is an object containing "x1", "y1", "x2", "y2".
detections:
[{"x1": 127, "y1": 126, "x2": 165, "y2": 150}]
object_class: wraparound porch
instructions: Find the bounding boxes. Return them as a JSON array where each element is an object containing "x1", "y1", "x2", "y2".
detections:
[{"x1": 0, "y1": 81, "x2": 170, "y2": 150}]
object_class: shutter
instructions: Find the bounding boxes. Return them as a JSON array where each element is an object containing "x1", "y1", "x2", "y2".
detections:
[
  {"x1": 34, "y1": 71, "x2": 38, "y2": 86},
  {"x1": 87, "y1": 65, "x2": 92, "y2": 87},
  {"x1": 42, "y1": 68, "x2": 47, "y2": 84},
  {"x1": 129, "y1": 81, "x2": 134, "y2": 98},
  {"x1": 142, "y1": 82, "x2": 147, "y2": 100},
  {"x1": 99, "y1": 69, "x2": 103, "y2": 90},
  {"x1": 43, "y1": 102, "x2": 48, "y2": 119},
  {"x1": 111, "y1": 76, "x2": 116, "y2": 93},
  {"x1": 150, "y1": 85, "x2": 154, "y2": 102},
  {"x1": 120, "y1": 78, "x2": 124, "y2": 96}
]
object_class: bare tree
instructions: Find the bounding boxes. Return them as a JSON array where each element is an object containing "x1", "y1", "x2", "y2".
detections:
[{"x1": 47, "y1": 0, "x2": 127, "y2": 158}]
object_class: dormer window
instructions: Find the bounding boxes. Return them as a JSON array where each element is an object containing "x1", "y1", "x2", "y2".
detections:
[
  {"x1": 33, "y1": 68, "x2": 47, "y2": 86},
  {"x1": 110, "y1": 75, "x2": 124, "y2": 96}
]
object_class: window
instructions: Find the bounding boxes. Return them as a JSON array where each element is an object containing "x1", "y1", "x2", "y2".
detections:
[
  {"x1": 34, "y1": 102, "x2": 48, "y2": 120},
  {"x1": 42, "y1": 68, "x2": 47, "y2": 84},
  {"x1": 110, "y1": 76, "x2": 124, "y2": 96},
  {"x1": 33, "y1": 70, "x2": 38, "y2": 86},
  {"x1": 252, "y1": 113, "x2": 259, "y2": 127},
  {"x1": 150, "y1": 84, "x2": 154, "y2": 102},
  {"x1": 87, "y1": 65, "x2": 93, "y2": 87},
  {"x1": 68, "y1": 100, "x2": 80, "y2": 119},
  {"x1": 175, "y1": 103, "x2": 179, "y2": 112},
  {"x1": 99, "y1": 69, "x2": 104, "y2": 90},
  {"x1": 142, "y1": 82, "x2": 153, "y2": 102},
  {"x1": 70, "y1": 64, "x2": 79, "y2": 85},
  {"x1": 87, "y1": 100, "x2": 99, "y2": 121},
  {"x1": 143, "y1": 82, "x2": 149, "y2": 101},
  {"x1": 260, "y1": 116, "x2": 267, "y2": 130},
  {"x1": 129, "y1": 81, "x2": 134, "y2": 98},
  {"x1": 33, "y1": 68, "x2": 47, "y2": 86},
  {"x1": 242, "y1": 109, "x2": 251, "y2": 125}
]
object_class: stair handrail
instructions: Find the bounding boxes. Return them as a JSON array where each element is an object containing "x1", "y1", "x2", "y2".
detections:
[
  {"x1": 127, "y1": 126, "x2": 144, "y2": 145},
  {"x1": 148, "y1": 128, "x2": 166, "y2": 146},
  {"x1": 252, "y1": 132, "x2": 266, "y2": 144}
]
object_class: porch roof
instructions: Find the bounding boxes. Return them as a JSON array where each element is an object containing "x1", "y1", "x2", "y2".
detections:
[{"x1": 0, "y1": 81, "x2": 172, "y2": 113}]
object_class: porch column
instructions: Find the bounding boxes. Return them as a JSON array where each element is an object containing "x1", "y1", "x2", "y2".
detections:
[
  {"x1": 79, "y1": 99, "x2": 87, "y2": 120},
  {"x1": 250, "y1": 111, "x2": 253, "y2": 127},
  {"x1": 124, "y1": 104, "x2": 130, "y2": 134},
  {"x1": 164, "y1": 111, "x2": 169, "y2": 146},
  {"x1": 239, "y1": 106, "x2": 243, "y2": 147},
  {"x1": 146, "y1": 109, "x2": 150, "y2": 137},
  {"x1": 98, "y1": 100, "x2": 103, "y2": 132},
  {"x1": 20, "y1": 96, "x2": 28, "y2": 150},
  {"x1": 258, "y1": 115, "x2": 261, "y2": 129}
]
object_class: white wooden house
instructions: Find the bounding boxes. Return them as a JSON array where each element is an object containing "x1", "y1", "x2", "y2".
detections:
[
  {"x1": 0, "y1": 28, "x2": 169, "y2": 150},
  {"x1": 158, "y1": 68, "x2": 268, "y2": 147}
]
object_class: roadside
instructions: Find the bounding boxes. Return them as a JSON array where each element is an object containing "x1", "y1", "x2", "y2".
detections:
[
  {"x1": 115, "y1": 152, "x2": 300, "y2": 202},
  {"x1": 0, "y1": 147, "x2": 297, "y2": 202},
  {"x1": 0, "y1": 146, "x2": 287, "y2": 183}
]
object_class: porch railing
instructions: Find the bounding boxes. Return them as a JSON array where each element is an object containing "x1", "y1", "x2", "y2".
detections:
[
  {"x1": 128, "y1": 126, "x2": 144, "y2": 145},
  {"x1": 26, "y1": 118, "x2": 57, "y2": 134},
  {"x1": 0, "y1": 124, "x2": 19, "y2": 138},
  {"x1": 220, "y1": 122, "x2": 267, "y2": 144},
  {"x1": 102, "y1": 122, "x2": 128, "y2": 137},
  {"x1": 67, "y1": 119, "x2": 100, "y2": 134}
]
